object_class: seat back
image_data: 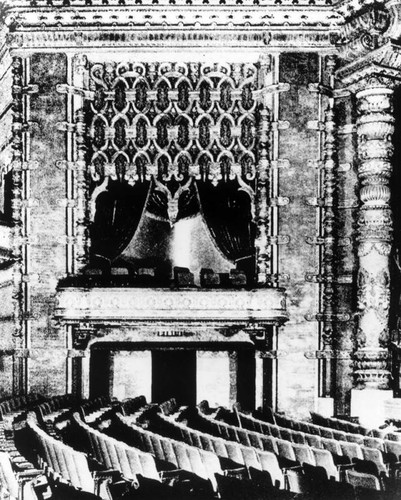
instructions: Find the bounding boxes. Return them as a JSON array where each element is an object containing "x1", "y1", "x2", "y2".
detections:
[
  {"x1": 340, "y1": 441, "x2": 363, "y2": 461},
  {"x1": 345, "y1": 470, "x2": 381, "y2": 491},
  {"x1": 384, "y1": 439, "x2": 401, "y2": 460},
  {"x1": 312, "y1": 447, "x2": 339, "y2": 481},
  {"x1": 362, "y1": 447, "x2": 387, "y2": 475},
  {"x1": 256, "y1": 450, "x2": 285, "y2": 489},
  {"x1": 305, "y1": 434, "x2": 322, "y2": 448},
  {"x1": 292, "y1": 443, "x2": 315, "y2": 466},
  {"x1": 363, "y1": 437, "x2": 384, "y2": 451},
  {"x1": 321, "y1": 437, "x2": 342, "y2": 456},
  {"x1": 276, "y1": 439, "x2": 296, "y2": 462},
  {"x1": 0, "y1": 451, "x2": 19, "y2": 499}
]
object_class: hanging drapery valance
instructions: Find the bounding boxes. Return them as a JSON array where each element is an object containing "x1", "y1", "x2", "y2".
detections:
[{"x1": 90, "y1": 179, "x2": 151, "y2": 261}]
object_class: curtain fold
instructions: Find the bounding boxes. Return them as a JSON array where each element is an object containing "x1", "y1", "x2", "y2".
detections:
[
  {"x1": 91, "y1": 176, "x2": 255, "y2": 268},
  {"x1": 191, "y1": 179, "x2": 255, "y2": 264},
  {"x1": 90, "y1": 179, "x2": 151, "y2": 261}
]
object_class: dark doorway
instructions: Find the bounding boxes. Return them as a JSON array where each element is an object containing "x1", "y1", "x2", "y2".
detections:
[
  {"x1": 90, "y1": 348, "x2": 112, "y2": 399},
  {"x1": 237, "y1": 349, "x2": 256, "y2": 411},
  {"x1": 152, "y1": 349, "x2": 196, "y2": 405}
]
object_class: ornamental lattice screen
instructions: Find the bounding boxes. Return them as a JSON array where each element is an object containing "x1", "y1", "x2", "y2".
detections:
[
  {"x1": 85, "y1": 60, "x2": 270, "y2": 283},
  {"x1": 88, "y1": 61, "x2": 259, "y2": 189}
]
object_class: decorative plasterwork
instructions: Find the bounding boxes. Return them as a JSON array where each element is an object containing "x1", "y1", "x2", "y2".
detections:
[
  {"x1": 335, "y1": 3, "x2": 391, "y2": 61},
  {"x1": 87, "y1": 60, "x2": 260, "y2": 190},
  {"x1": 6, "y1": 30, "x2": 337, "y2": 53},
  {"x1": 336, "y1": 42, "x2": 401, "y2": 88},
  {"x1": 54, "y1": 287, "x2": 288, "y2": 324},
  {"x1": 1, "y1": 1, "x2": 342, "y2": 51}
]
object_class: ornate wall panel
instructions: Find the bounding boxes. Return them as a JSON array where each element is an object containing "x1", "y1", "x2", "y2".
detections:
[{"x1": 87, "y1": 61, "x2": 259, "y2": 191}]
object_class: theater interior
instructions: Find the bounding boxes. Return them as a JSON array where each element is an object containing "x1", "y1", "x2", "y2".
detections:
[{"x1": 2, "y1": 0, "x2": 401, "y2": 498}]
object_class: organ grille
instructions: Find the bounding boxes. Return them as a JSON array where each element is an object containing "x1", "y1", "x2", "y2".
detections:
[{"x1": 88, "y1": 61, "x2": 259, "y2": 189}]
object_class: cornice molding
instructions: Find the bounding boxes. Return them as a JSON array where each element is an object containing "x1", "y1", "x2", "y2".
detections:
[
  {"x1": 336, "y1": 41, "x2": 401, "y2": 89},
  {"x1": 3, "y1": 1, "x2": 342, "y2": 27},
  {"x1": 0, "y1": 1, "x2": 343, "y2": 51},
  {"x1": 5, "y1": 29, "x2": 337, "y2": 52}
]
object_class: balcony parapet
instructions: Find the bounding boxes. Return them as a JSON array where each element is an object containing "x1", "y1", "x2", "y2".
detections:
[{"x1": 54, "y1": 286, "x2": 288, "y2": 325}]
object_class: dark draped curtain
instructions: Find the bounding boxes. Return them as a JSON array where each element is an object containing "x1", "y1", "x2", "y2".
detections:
[
  {"x1": 91, "y1": 179, "x2": 151, "y2": 261},
  {"x1": 177, "y1": 178, "x2": 255, "y2": 265},
  {"x1": 146, "y1": 180, "x2": 169, "y2": 222}
]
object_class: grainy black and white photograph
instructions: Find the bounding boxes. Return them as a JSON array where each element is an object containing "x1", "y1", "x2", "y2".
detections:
[{"x1": 1, "y1": 0, "x2": 401, "y2": 498}]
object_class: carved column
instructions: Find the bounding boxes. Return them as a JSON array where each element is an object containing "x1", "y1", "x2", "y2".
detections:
[
  {"x1": 255, "y1": 103, "x2": 271, "y2": 286},
  {"x1": 72, "y1": 54, "x2": 90, "y2": 273},
  {"x1": 11, "y1": 56, "x2": 26, "y2": 394},
  {"x1": 75, "y1": 108, "x2": 89, "y2": 270},
  {"x1": 335, "y1": 0, "x2": 401, "y2": 423},
  {"x1": 321, "y1": 101, "x2": 338, "y2": 396},
  {"x1": 353, "y1": 76, "x2": 395, "y2": 389}
]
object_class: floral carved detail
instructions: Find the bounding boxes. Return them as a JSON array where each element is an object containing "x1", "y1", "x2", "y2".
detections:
[
  {"x1": 353, "y1": 348, "x2": 390, "y2": 389},
  {"x1": 336, "y1": 5, "x2": 391, "y2": 62},
  {"x1": 357, "y1": 268, "x2": 390, "y2": 322}
]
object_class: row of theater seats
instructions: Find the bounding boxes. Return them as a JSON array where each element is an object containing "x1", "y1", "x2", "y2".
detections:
[
  {"x1": 120, "y1": 402, "x2": 401, "y2": 499},
  {"x1": 132, "y1": 409, "x2": 287, "y2": 486},
  {"x1": 69, "y1": 412, "x2": 220, "y2": 499},
  {"x1": 196, "y1": 405, "x2": 401, "y2": 497},
  {"x1": 309, "y1": 412, "x2": 371, "y2": 436},
  {"x1": 0, "y1": 394, "x2": 46, "y2": 431},
  {"x1": 119, "y1": 412, "x2": 282, "y2": 482},
  {"x1": 0, "y1": 392, "x2": 396, "y2": 500},
  {"x1": 272, "y1": 409, "x2": 399, "y2": 441},
  {"x1": 193, "y1": 407, "x2": 401, "y2": 480},
  {"x1": 13, "y1": 396, "x2": 148, "y2": 500},
  {"x1": 144, "y1": 408, "x2": 344, "y2": 483},
  {"x1": 213, "y1": 408, "x2": 401, "y2": 473},
  {"x1": 0, "y1": 394, "x2": 97, "y2": 500},
  {"x1": 139, "y1": 403, "x2": 401, "y2": 498},
  {"x1": 9, "y1": 395, "x2": 147, "y2": 500},
  {"x1": 262, "y1": 406, "x2": 401, "y2": 442},
  {"x1": 24, "y1": 413, "x2": 106, "y2": 496},
  {"x1": 14, "y1": 395, "x2": 225, "y2": 500}
]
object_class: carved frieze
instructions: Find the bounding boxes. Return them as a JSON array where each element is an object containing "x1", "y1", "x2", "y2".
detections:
[{"x1": 55, "y1": 287, "x2": 288, "y2": 324}]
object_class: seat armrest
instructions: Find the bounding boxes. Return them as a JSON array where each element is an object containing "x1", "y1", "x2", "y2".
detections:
[
  {"x1": 223, "y1": 467, "x2": 248, "y2": 479},
  {"x1": 13, "y1": 461, "x2": 36, "y2": 473},
  {"x1": 282, "y1": 465, "x2": 304, "y2": 473},
  {"x1": 17, "y1": 469, "x2": 44, "y2": 484},
  {"x1": 337, "y1": 463, "x2": 355, "y2": 471},
  {"x1": 93, "y1": 469, "x2": 122, "y2": 481},
  {"x1": 159, "y1": 468, "x2": 185, "y2": 480}
]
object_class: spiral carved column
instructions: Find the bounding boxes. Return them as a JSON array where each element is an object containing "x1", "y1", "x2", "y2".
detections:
[{"x1": 354, "y1": 77, "x2": 395, "y2": 390}]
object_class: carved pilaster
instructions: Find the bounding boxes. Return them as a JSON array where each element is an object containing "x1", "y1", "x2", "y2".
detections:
[
  {"x1": 11, "y1": 57, "x2": 24, "y2": 347},
  {"x1": 321, "y1": 60, "x2": 338, "y2": 353},
  {"x1": 354, "y1": 77, "x2": 395, "y2": 389},
  {"x1": 72, "y1": 54, "x2": 90, "y2": 273},
  {"x1": 75, "y1": 108, "x2": 89, "y2": 270},
  {"x1": 255, "y1": 103, "x2": 271, "y2": 286}
]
